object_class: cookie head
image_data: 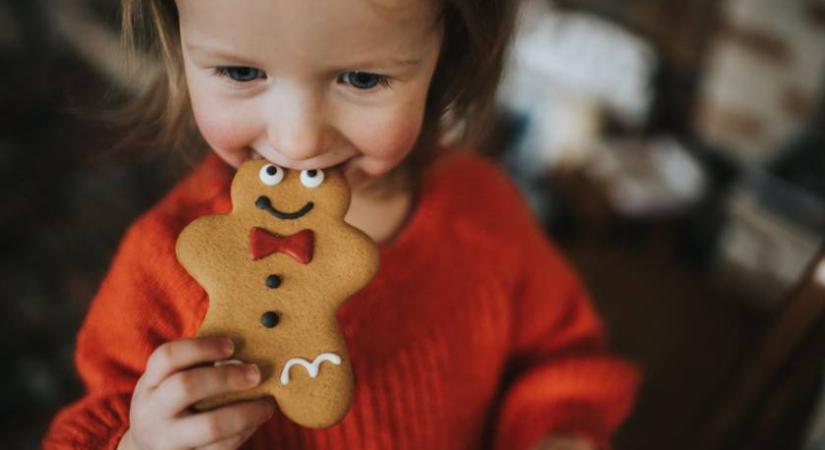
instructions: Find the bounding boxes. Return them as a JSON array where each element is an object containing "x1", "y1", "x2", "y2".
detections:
[{"x1": 230, "y1": 160, "x2": 351, "y2": 224}]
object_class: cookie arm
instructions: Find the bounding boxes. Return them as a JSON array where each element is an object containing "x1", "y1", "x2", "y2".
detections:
[
  {"x1": 43, "y1": 215, "x2": 204, "y2": 449},
  {"x1": 493, "y1": 226, "x2": 640, "y2": 450},
  {"x1": 174, "y1": 215, "x2": 219, "y2": 285},
  {"x1": 336, "y1": 228, "x2": 381, "y2": 295}
]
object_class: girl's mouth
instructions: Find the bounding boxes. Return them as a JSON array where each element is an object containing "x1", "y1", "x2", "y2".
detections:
[{"x1": 250, "y1": 148, "x2": 355, "y2": 173}]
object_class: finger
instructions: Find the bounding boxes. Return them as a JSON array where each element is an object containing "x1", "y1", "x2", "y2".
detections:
[
  {"x1": 173, "y1": 398, "x2": 275, "y2": 448},
  {"x1": 533, "y1": 437, "x2": 596, "y2": 450},
  {"x1": 153, "y1": 363, "x2": 261, "y2": 414},
  {"x1": 199, "y1": 425, "x2": 259, "y2": 450},
  {"x1": 143, "y1": 337, "x2": 234, "y2": 388}
]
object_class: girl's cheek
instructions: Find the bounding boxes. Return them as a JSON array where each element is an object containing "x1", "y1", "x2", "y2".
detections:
[
  {"x1": 344, "y1": 100, "x2": 425, "y2": 174},
  {"x1": 191, "y1": 95, "x2": 258, "y2": 159},
  {"x1": 366, "y1": 112, "x2": 424, "y2": 171}
]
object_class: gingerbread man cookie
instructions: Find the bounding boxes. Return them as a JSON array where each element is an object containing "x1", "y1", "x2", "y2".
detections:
[{"x1": 176, "y1": 160, "x2": 379, "y2": 428}]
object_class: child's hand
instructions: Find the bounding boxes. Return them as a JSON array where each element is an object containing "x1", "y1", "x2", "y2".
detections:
[
  {"x1": 117, "y1": 337, "x2": 276, "y2": 450},
  {"x1": 532, "y1": 434, "x2": 596, "y2": 450}
]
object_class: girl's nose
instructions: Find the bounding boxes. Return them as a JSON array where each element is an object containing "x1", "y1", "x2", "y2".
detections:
[{"x1": 265, "y1": 88, "x2": 329, "y2": 162}]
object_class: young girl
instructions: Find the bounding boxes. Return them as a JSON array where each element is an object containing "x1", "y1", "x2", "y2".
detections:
[{"x1": 44, "y1": 0, "x2": 640, "y2": 449}]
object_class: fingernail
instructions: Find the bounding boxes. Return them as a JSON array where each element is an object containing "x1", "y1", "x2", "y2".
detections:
[
  {"x1": 221, "y1": 339, "x2": 234, "y2": 356},
  {"x1": 244, "y1": 364, "x2": 260, "y2": 385}
]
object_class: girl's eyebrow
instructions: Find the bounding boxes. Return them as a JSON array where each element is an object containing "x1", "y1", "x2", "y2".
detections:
[
  {"x1": 184, "y1": 41, "x2": 422, "y2": 70},
  {"x1": 184, "y1": 42, "x2": 260, "y2": 65},
  {"x1": 338, "y1": 58, "x2": 423, "y2": 70}
]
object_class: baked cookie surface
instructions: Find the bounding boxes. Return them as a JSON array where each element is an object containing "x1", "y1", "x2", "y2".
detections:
[{"x1": 176, "y1": 160, "x2": 379, "y2": 428}]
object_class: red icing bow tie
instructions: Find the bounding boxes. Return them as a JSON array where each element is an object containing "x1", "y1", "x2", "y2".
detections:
[{"x1": 249, "y1": 227, "x2": 314, "y2": 264}]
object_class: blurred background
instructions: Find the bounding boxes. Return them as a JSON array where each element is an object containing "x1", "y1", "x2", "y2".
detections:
[{"x1": 1, "y1": 0, "x2": 823, "y2": 449}]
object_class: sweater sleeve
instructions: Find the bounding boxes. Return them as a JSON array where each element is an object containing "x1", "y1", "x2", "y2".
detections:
[
  {"x1": 493, "y1": 203, "x2": 640, "y2": 450},
  {"x1": 43, "y1": 213, "x2": 206, "y2": 450}
]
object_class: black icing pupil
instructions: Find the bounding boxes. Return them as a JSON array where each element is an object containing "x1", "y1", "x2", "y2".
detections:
[
  {"x1": 266, "y1": 166, "x2": 278, "y2": 176},
  {"x1": 307, "y1": 170, "x2": 317, "y2": 178},
  {"x1": 266, "y1": 274, "x2": 282, "y2": 289},
  {"x1": 261, "y1": 311, "x2": 280, "y2": 328}
]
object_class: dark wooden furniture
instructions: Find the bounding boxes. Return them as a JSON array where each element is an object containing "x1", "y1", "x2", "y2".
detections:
[{"x1": 691, "y1": 246, "x2": 825, "y2": 450}]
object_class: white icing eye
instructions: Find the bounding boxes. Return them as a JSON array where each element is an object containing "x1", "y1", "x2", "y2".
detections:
[
  {"x1": 300, "y1": 169, "x2": 325, "y2": 188},
  {"x1": 259, "y1": 164, "x2": 284, "y2": 186}
]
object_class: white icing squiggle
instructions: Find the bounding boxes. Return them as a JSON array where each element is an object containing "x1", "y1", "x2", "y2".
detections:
[{"x1": 280, "y1": 353, "x2": 342, "y2": 385}]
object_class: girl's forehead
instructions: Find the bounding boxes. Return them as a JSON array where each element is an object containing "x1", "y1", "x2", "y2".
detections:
[{"x1": 176, "y1": 0, "x2": 441, "y2": 59}]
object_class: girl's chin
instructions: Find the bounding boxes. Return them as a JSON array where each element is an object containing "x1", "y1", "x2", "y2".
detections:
[
  {"x1": 343, "y1": 160, "x2": 370, "y2": 191},
  {"x1": 343, "y1": 161, "x2": 403, "y2": 195}
]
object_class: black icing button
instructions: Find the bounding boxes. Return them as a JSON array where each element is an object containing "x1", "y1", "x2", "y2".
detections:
[
  {"x1": 265, "y1": 274, "x2": 282, "y2": 289},
  {"x1": 261, "y1": 311, "x2": 280, "y2": 328}
]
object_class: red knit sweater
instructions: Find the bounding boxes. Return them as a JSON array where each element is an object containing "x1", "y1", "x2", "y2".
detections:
[{"x1": 44, "y1": 151, "x2": 639, "y2": 450}]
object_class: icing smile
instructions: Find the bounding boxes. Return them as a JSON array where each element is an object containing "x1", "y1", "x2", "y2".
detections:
[{"x1": 255, "y1": 196, "x2": 314, "y2": 220}]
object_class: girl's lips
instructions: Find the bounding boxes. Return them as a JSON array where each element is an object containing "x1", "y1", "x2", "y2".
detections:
[
  {"x1": 249, "y1": 149, "x2": 265, "y2": 161},
  {"x1": 337, "y1": 158, "x2": 353, "y2": 172},
  {"x1": 249, "y1": 149, "x2": 355, "y2": 172}
]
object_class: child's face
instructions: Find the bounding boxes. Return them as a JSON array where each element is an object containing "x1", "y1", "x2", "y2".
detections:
[{"x1": 176, "y1": 0, "x2": 444, "y2": 190}]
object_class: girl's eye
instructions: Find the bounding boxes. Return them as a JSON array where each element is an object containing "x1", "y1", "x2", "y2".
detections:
[
  {"x1": 214, "y1": 66, "x2": 266, "y2": 83},
  {"x1": 300, "y1": 169, "x2": 325, "y2": 188},
  {"x1": 259, "y1": 164, "x2": 285, "y2": 186},
  {"x1": 338, "y1": 71, "x2": 390, "y2": 90}
]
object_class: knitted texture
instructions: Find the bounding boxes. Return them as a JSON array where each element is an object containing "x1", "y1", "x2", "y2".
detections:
[{"x1": 44, "y1": 151, "x2": 640, "y2": 450}]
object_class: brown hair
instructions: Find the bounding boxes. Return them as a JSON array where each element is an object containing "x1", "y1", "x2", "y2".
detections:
[{"x1": 117, "y1": 0, "x2": 517, "y2": 178}]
